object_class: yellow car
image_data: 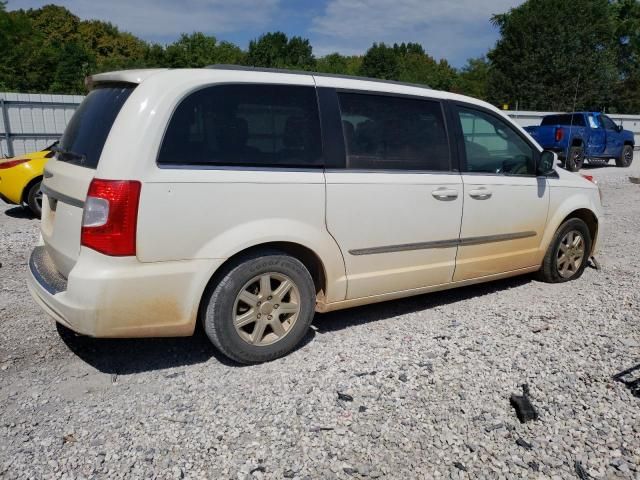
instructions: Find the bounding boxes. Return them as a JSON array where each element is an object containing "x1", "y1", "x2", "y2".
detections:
[{"x1": 0, "y1": 143, "x2": 56, "y2": 217}]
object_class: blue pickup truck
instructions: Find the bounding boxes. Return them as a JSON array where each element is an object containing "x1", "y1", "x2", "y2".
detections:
[{"x1": 524, "y1": 112, "x2": 635, "y2": 171}]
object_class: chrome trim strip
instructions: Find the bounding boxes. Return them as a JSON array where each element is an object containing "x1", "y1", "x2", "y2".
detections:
[
  {"x1": 459, "y1": 231, "x2": 537, "y2": 246},
  {"x1": 348, "y1": 231, "x2": 537, "y2": 256},
  {"x1": 350, "y1": 239, "x2": 459, "y2": 256},
  {"x1": 41, "y1": 184, "x2": 84, "y2": 209}
]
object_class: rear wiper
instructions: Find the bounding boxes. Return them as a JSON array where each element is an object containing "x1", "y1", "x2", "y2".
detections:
[{"x1": 51, "y1": 145, "x2": 86, "y2": 164}]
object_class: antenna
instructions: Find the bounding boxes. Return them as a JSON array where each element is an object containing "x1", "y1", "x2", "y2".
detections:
[{"x1": 566, "y1": 74, "x2": 581, "y2": 165}]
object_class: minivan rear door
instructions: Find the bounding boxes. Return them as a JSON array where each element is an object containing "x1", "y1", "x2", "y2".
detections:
[
  {"x1": 319, "y1": 85, "x2": 463, "y2": 299},
  {"x1": 40, "y1": 84, "x2": 134, "y2": 277}
]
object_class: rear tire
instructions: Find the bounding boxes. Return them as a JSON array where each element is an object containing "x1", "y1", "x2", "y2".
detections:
[
  {"x1": 565, "y1": 146, "x2": 584, "y2": 172},
  {"x1": 202, "y1": 250, "x2": 316, "y2": 364},
  {"x1": 537, "y1": 218, "x2": 592, "y2": 283},
  {"x1": 616, "y1": 144, "x2": 633, "y2": 168},
  {"x1": 26, "y1": 179, "x2": 43, "y2": 218}
]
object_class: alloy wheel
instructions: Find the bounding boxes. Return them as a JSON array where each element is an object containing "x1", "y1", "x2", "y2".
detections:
[
  {"x1": 556, "y1": 230, "x2": 585, "y2": 279},
  {"x1": 233, "y1": 272, "x2": 301, "y2": 346},
  {"x1": 34, "y1": 188, "x2": 43, "y2": 210}
]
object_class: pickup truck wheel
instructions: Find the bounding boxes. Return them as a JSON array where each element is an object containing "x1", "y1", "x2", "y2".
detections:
[
  {"x1": 616, "y1": 145, "x2": 633, "y2": 168},
  {"x1": 565, "y1": 146, "x2": 584, "y2": 172},
  {"x1": 537, "y1": 218, "x2": 592, "y2": 283},
  {"x1": 202, "y1": 250, "x2": 316, "y2": 364}
]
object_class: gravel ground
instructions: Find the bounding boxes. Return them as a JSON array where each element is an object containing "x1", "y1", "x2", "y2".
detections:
[{"x1": 1, "y1": 159, "x2": 639, "y2": 479}]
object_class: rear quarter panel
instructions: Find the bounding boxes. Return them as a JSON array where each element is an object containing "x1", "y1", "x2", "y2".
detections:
[
  {"x1": 136, "y1": 168, "x2": 348, "y2": 304},
  {"x1": 95, "y1": 70, "x2": 348, "y2": 303}
]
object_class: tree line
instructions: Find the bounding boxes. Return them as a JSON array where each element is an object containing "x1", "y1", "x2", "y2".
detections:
[{"x1": 0, "y1": 1, "x2": 639, "y2": 113}]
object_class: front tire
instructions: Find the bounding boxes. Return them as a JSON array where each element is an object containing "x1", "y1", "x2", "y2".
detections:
[
  {"x1": 565, "y1": 145, "x2": 584, "y2": 172},
  {"x1": 26, "y1": 179, "x2": 43, "y2": 218},
  {"x1": 537, "y1": 218, "x2": 592, "y2": 283},
  {"x1": 616, "y1": 144, "x2": 633, "y2": 168},
  {"x1": 202, "y1": 251, "x2": 316, "y2": 364}
]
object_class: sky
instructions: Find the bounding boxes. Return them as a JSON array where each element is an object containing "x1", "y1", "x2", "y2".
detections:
[{"x1": 8, "y1": 0, "x2": 525, "y2": 67}]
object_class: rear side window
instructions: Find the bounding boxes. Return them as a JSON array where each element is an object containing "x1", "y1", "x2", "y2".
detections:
[
  {"x1": 58, "y1": 84, "x2": 134, "y2": 169},
  {"x1": 158, "y1": 84, "x2": 322, "y2": 167},
  {"x1": 541, "y1": 114, "x2": 585, "y2": 127},
  {"x1": 337, "y1": 92, "x2": 450, "y2": 171}
]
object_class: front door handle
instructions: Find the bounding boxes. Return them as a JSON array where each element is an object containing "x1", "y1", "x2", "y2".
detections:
[
  {"x1": 432, "y1": 188, "x2": 459, "y2": 201},
  {"x1": 469, "y1": 188, "x2": 492, "y2": 200}
]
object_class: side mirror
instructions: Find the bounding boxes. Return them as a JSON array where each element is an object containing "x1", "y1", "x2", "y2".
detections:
[
  {"x1": 616, "y1": 124, "x2": 624, "y2": 133},
  {"x1": 538, "y1": 150, "x2": 557, "y2": 176}
]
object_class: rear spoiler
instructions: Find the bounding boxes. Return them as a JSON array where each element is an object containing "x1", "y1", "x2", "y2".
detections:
[{"x1": 85, "y1": 69, "x2": 167, "y2": 90}]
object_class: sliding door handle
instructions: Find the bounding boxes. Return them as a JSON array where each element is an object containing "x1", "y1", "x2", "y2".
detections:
[
  {"x1": 432, "y1": 188, "x2": 459, "y2": 201},
  {"x1": 469, "y1": 188, "x2": 492, "y2": 200}
]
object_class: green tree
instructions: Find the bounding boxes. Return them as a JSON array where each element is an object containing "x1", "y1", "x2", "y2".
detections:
[
  {"x1": 164, "y1": 32, "x2": 244, "y2": 68},
  {"x1": 454, "y1": 56, "x2": 490, "y2": 100},
  {"x1": 359, "y1": 43, "x2": 400, "y2": 80},
  {"x1": 50, "y1": 41, "x2": 94, "y2": 92},
  {"x1": 316, "y1": 52, "x2": 349, "y2": 73},
  {"x1": 611, "y1": 0, "x2": 640, "y2": 112},
  {"x1": 0, "y1": 8, "x2": 55, "y2": 92},
  {"x1": 246, "y1": 32, "x2": 315, "y2": 69},
  {"x1": 488, "y1": 0, "x2": 617, "y2": 111},
  {"x1": 26, "y1": 4, "x2": 80, "y2": 44},
  {"x1": 78, "y1": 20, "x2": 147, "y2": 71},
  {"x1": 398, "y1": 53, "x2": 458, "y2": 90},
  {"x1": 165, "y1": 32, "x2": 220, "y2": 67}
]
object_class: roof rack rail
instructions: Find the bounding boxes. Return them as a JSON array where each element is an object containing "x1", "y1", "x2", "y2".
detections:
[{"x1": 205, "y1": 64, "x2": 431, "y2": 90}]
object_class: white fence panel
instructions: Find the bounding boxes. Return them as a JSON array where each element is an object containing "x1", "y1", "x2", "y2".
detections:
[{"x1": 0, "y1": 92, "x2": 82, "y2": 157}]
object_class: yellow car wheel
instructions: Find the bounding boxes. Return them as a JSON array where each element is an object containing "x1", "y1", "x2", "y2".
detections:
[{"x1": 26, "y1": 179, "x2": 43, "y2": 217}]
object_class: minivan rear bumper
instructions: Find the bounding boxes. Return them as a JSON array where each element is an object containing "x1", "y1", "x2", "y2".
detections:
[{"x1": 27, "y1": 246, "x2": 221, "y2": 337}]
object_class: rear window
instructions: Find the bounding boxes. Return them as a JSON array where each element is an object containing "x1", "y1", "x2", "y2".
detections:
[
  {"x1": 157, "y1": 84, "x2": 323, "y2": 168},
  {"x1": 541, "y1": 114, "x2": 585, "y2": 127},
  {"x1": 337, "y1": 92, "x2": 450, "y2": 171},
  {"x1": 57, "y1": 84, "x2": 134, "y2": 169}
]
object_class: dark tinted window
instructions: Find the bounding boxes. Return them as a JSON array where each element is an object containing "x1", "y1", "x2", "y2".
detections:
[
  {"x1": 541, "y1": 114, "x2": 585, "y2": 127},
  {"x1": 337, "y1": 92, "x2": 450, "y2": 171},
  {"x1": 601, "y1": 115, "x2": 617, "y2": 131},
  {"x1": 158, "y1": 85, "x2": 322, "y2": 167},
  {"x1": 456, "y1": 106, "x2": 535, "y2": 175},
  {"x1": 58, "y1": 84, "x2": 134, "y2": 169}
]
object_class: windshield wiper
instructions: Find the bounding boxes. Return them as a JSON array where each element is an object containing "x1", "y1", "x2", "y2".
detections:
[{"x1": 51, "y1": 145, "x2": 86, "y2": 165}]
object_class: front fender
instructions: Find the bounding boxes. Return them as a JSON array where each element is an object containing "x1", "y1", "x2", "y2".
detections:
[{"x1": 540, "y1": 186, "x2": 602, "y2": 257}]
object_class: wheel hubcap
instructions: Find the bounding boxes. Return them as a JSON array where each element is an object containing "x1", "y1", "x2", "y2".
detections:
[
  {"x1": 233, "y1": 272, "x2": 301, "y2": 346},
  {"x1": 625, "y1": 149, "x2": 632, "y2": 163},
  {"x1": 556, "y1": 230, "x2": 585, "y2": 279}
]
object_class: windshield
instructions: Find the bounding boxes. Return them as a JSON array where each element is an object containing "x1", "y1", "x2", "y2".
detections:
[{"x1": 57, "y1": 84, "x2": 134, "y2": 168}]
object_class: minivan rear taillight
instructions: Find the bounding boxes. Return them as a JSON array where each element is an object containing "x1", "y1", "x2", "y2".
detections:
[
  {"x1": 81, "y1": 179, "x2": 141, "y2": 256},
  {"x1": 555, "y1": 127, "x2": 564, "y2": 142}
]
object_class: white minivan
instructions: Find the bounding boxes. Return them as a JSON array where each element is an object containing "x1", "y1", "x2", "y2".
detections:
[{"x1": 27, "y1": 66, "x2": 603, "y2": 363}]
